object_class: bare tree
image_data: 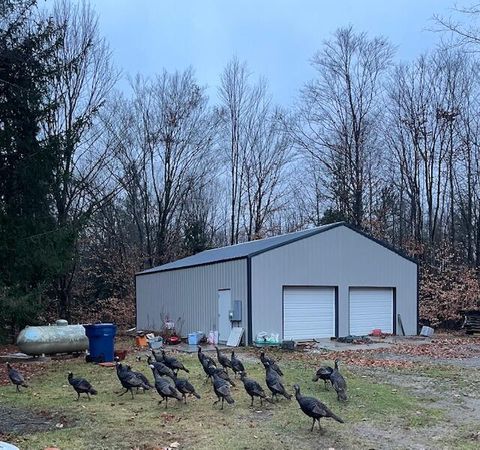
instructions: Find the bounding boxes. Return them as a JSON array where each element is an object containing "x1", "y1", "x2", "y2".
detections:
[
  {"x1": 111, "y1": 69, "x2": 217, "y2": 267},
  {"x1": 291, "y1": 154, "x2": 330, "y2": 226},
  {"x1": 455, "y1": 104, "x2": 480, "y2": 266},
  {"x1": 181, "y1": 180, "x2": 223, "y2": 255},
  {"x1": 41, "y1": 0, "x2": 118, "y2": 319},
  {"x1": 434, "y1": 4, "x2": 480, "y2": 48},
  {"x1": 386, "y1": 56, "x2": 445, "y2": 246},
  {"x1": 432, "y1": 5, "x2": 480, "y2": 267},
  {"x1": 289, "y1": 26, "x2": 394, "y2": 227},
  {"x1": 218, "y1": 57, "x2": 265, "y2": 244},
  {"x1": 385, "y1": 49, "x2": 476, "y2": 252},
  {"x1": 449, "y1": 56, "x2": 480, "y2": 266},
  {"x1": 100, "y1": 93, "x2": 154, "y2": 266},
  {"x1": 242, "y1": 105, "x2": 291, "y2": 240}
]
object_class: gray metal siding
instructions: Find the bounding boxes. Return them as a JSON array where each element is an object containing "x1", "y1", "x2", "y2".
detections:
[
  {"x1": 136, "y1": 259, "x2": 248, "y2": 338},
  {"x1": 251, "y1": 226, "x2": 417, "y2": 339}
]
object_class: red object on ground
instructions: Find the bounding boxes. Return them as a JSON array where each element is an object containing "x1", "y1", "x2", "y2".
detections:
[
  {"x1": 98, "y1": 362, "x2": 116, "y2": 367},
  {"x1": 167, "y1": 335, "x2": 181, "y2": 345},
  {"x1": 114, "y1": 349, "x2": 128, "y2": 360},
  {"x1": 371, "y1": 329, "x2": 383, "y2": 336}
]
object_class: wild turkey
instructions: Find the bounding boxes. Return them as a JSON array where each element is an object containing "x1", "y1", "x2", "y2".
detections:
[
  {"x1": 171, "y1": 374, "x2": 201, "y2": 404},
  {"x1": 150, "y1": 366, "x2": 183, "y2": 408},
  {"x1": 151, "y1": 348, "x2": 164, "y2": 363},
  {"x1": 239, "y1": 371, "x2": 272, "y2": 406},
  {"x1": 149, "y1": 362, "x2": 174, "y2": 386},
  {"x1": 161, "y1": 350, "x2": 189, "y2": 374},
  {"x1": 6, "y1": 363, "x2": 28, "y2": 392},
  {"x1": 126, "y1": 365, "x2": 153, "y2": 392},
  {"x1": 68, "y1": 372, "x2": 97, "y2": 401},
  {"x1": 115, "y1": 361, "x2": 150, "y2": 399},
  {"x1": 205, "y1": 363, "x2": 236, "y2": 387},
  {"x1": 196, "y1": 348, "x2": 214, "y2": 380},
  {"x1": 330, "y1": 359, "x2": 347, "y2": 401},
  {"x1": 147, "y1": 356, "x2": 175, "y2": 379},
  {"x1": 199, "y1": 356, "x2": 213, "y2": 380},
  {"x1": 312, "y1": 363, "x2": 334, "y2": 390},
  {"x1": 215, "y1": 346, "x2": 233, "y2": 373},
  {"x1": 230, "y1": 351, "x2": 245, "y2": 377},
  {"x1": 264, "y1": 362, "x2": 291, "y2": 401},
  {"x1": 293, "y1": 384, "x2": 344, "y2": 431},
  {"x1": 212, "y1": 372, "x2": 235, "y2": 410},
  {"x1": 260, "y1": 352, "x2": 283, "y2": 376},
  {"x1": 197, "y1": 346, "x2": 216, "y2": 368}
]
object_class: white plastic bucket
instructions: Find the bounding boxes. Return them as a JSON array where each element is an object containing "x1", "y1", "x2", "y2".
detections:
[
  {"x1": 207, "y1": 330, "x2": 219, "y2": 345},
  {"x1": 420, "y1": 326, "x2": 434, "y2": 337}
]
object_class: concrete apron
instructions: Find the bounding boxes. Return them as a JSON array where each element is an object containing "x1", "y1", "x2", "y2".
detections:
[{"x1": 313, "y1": 336, "x2": 432, "y2": 352}]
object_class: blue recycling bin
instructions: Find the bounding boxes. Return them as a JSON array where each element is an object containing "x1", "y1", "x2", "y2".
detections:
[{"x1": 84, "y1": 323, "x2": 117, "y2": 363}]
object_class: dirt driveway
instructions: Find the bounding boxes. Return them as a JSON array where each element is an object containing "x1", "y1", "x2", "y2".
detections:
[{"x1": 306, "y1": 334, "x2": 480, "y2": 449}]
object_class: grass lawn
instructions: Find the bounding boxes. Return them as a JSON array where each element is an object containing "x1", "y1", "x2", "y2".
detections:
[{"x1": 0, "y1": 350, "x2": 473, "y2": 450}]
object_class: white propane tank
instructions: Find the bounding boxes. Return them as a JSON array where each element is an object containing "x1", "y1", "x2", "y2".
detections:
[{"x1": 16, "y1": 320, "x2": 88, "y2": 355}]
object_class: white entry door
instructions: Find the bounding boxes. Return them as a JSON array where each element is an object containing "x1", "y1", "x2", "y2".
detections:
[
  {"x1": 283, "y1": 287, "x2": 336, "y2": 340},
  {"x1": 349, "y1": 287, "x2": 394, "y2": 336},
  {"x1": 218, "y1": 289, "x2": 232, "y2": 343}
]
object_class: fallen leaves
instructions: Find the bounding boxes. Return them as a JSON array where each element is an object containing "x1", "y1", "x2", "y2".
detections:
[
  {"x1": 274, "y1": 333, "x2": 480, "y2": 370},
  {"x1": 387, "y1": 337, "x2": 480, "y2": 359},
  {"x1": 420, "y1": 247, "x2": 480, "y2": 327},
  {"x1": 160, "y1": 413, "x2": 176, "y2": 424},
  {"x1": 0, "y1": 358, "x2": 52, "y2": 387}
]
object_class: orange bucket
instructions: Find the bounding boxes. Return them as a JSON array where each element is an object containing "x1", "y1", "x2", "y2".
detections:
[{"x1": 135, "y1": 335, "x2": 147, "y2": 347}]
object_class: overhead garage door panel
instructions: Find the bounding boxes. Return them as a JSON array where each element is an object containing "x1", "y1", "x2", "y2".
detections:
[
  {"x1": 284, "y1": 287, "x2": 335, "y2": 340},
  {"x1": 349, "y1": 288, "x2": 393, "y2": 336}
]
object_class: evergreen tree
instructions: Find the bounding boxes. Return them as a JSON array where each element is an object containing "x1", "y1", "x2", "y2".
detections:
[{"x1": 0, "y1": 0, "x2": 69, "y2": 339}]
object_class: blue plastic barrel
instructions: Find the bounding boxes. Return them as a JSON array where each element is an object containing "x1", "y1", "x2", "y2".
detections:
[{"x1": 84, "y1": 323, "x2": 117, "y2": 362}]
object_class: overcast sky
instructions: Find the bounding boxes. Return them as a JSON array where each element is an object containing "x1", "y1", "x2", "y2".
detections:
[{"x1": 89, "y1": 0, "x2": 455, "y2": 105}]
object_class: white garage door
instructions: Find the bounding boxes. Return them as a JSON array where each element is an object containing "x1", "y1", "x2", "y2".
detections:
[
  {"x1": 349, "y1": 287, "x2": 393, "y2": 336},
  {"x1": 283, "y1": 287, "x2": 335, "y2": 340}
]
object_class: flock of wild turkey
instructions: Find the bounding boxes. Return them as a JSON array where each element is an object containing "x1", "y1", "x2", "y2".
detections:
[{"x1": 5, "y1": 347, "x2": 347, "y2": 432}]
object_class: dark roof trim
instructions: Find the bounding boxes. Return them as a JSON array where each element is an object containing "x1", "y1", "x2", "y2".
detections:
[
  {"x1": 135, "y1": 256, "x2": 248, "y2": 277},
  {"x1": 135, "y1": 222, "x2": 417, "y2": 277}
]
